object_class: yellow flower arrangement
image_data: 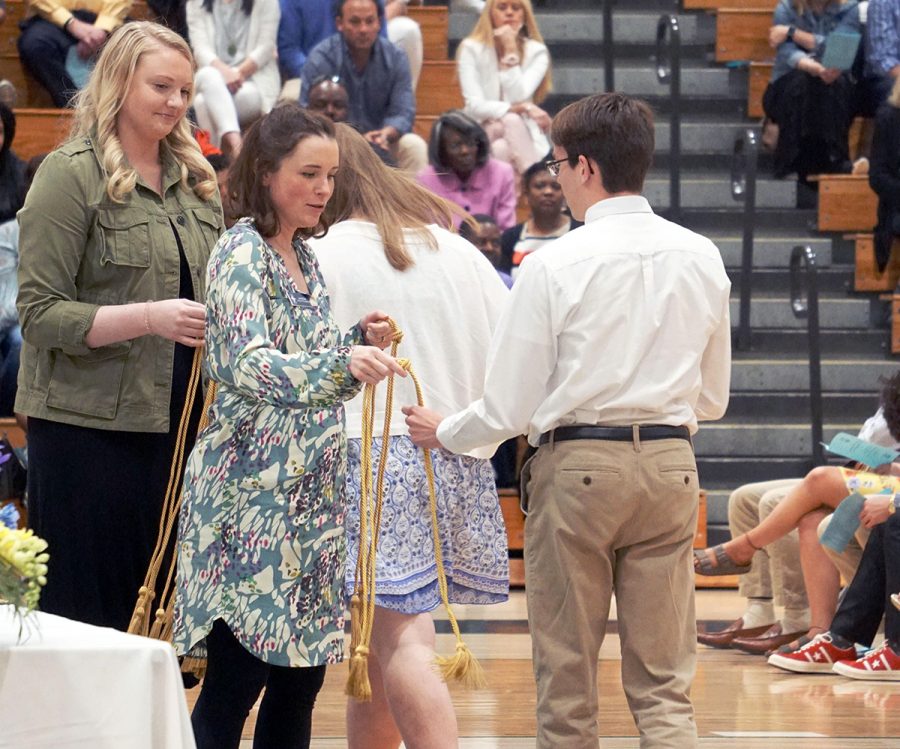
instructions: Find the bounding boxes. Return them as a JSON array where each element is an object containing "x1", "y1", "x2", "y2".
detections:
[{"x1": 0, "y1": 504, "x2": 49, "y2": 637}]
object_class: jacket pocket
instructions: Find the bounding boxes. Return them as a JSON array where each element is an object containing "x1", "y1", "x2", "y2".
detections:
[
  {"x1": 97, "y1": 207, "x2": 152, "y2": 268},
  {"x1": 45, "y1": 342, "x2": 132, "y2": 419}
]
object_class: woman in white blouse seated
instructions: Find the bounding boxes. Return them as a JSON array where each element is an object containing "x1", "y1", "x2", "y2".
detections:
[
  {"x1": 456, "y1": 0, "x2": 552, "y2": 174},
  {"x1": 187, "y1": 0, "x2": 281, "y2": 155}
]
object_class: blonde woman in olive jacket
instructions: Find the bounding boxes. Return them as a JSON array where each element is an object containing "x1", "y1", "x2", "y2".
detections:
[{"x1": 16, "y1": 22, "x2": 223, "y2": 631}]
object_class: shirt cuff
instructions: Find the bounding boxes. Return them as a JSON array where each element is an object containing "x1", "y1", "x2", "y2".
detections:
[{"x1": 48, "y1": 8, "x2": 74, "y2": 27}]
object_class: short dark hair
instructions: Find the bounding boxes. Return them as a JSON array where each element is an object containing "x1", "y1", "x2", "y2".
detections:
[
  {"x1": 228, "y1": 102, "x2": 336, "y2": 239},
  {"x1": 459, "y1": 213, "x2": 497, "y2": 244},
  {"x1": 333, "y1": 0, "x2": 383, "y2": 21},
  {"x1": 427, "y1": 110, "x2": 490, "y2": 172},
  {"x1": 880, "y1": 370, "x2": 900, "y2": 441},
  {"x1": 522, "y1": 160, "x2": 550, "y2": 190},
  {"x1": 550, "y1": 92, "x2": 655, "y2": 193}
]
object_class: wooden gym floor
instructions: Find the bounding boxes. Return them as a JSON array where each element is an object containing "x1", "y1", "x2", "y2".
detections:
[{"x1": 184, "y1": 588, "x2": 900, "y2": 747}]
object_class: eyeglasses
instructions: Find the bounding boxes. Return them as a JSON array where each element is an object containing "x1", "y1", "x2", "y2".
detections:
[{"x1": 545, "y1": 157, "x2": 568, "y2": 177}]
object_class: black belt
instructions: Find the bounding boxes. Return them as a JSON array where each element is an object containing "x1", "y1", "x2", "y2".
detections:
[{"x1": 538, "y1": 425, "x2": 691, "y2": 446}]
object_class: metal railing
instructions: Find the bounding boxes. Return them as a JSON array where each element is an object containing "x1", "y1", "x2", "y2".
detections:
[
  {"x1": 731, "y1": 128, "x2": 760, "y2": 351},
  {"x1": 655, "y1": 14, "x2": 682, "y2": 223},
  {"x1": 603, "y1": 0, "x2": 615, "y2": 92},
  {"x1": 790, "y1": 245, "x2": 825, "y2": 467}
]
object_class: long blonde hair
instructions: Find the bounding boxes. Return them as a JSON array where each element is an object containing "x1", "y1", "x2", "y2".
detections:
[
  {"x1": 323, "y1": 124, "x2": 460, "y2": 271},
  {"x1": 71, "y1": 21, "x2": 217, "y2": 203},
  {"x1": 463, "y1": 0, "x2": 552, "y2": 104}
]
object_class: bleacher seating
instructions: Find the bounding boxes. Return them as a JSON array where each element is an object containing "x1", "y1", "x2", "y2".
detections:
[
  {"x1": 816, "y1": 174, "x2": 878, "y2": 232},
  {"x1": 853, "y1": 234, "x2": 900, "y2": 292},
  {"x1": 686, "y1": 0, "x2": 776, "y2": 9},
  {"x1": 715, "y1": 9, "x2": 773, "y2": 64},
  {"x1": 408, "y1": 5, "x2": 448, "y2": 62}
]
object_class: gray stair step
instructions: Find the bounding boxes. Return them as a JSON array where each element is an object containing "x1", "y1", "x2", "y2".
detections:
[
  {"x1": 552, "y1": 63, "x2": 744, "y2": 99},
  {"x1": 725, "y1": 391, "x2": 878, "y2": 421},
  {"x1": 697, "y1": 456, "x2": 822, "y2": 485},
  {"x1": 694, "y1": 423, "x2": 861, "y2": 456},
  {"x1": 732, "y1": 329, "x2": 889, "y2": 354},
  {"x1": 730, "y1": 359, "x2": 898, "y2": 390},
  {"x1": 654, "y1": 119, "x2": 761, "y2": 154},
  {"x1": 646, "y1": 175, "x2": 795, "y2": 209},
  {"x1": 449, "y1": 10, "x2": 715, "y2": 45},
  {"x1": 728, "y1": 298, "x2": 870, "y2": 328},
  {"x1": 711, "y1": 235, "x2": 833, "y2": 267}
]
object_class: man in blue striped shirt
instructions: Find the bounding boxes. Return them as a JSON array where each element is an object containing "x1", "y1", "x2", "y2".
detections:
[{"x1": 863, "y1": 0, "x2": 900, "y2": 111}]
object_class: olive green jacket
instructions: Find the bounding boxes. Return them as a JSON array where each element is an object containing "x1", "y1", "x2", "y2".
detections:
[{"x1": 16, "y1": 137, "x2": 224, "y2": 432}]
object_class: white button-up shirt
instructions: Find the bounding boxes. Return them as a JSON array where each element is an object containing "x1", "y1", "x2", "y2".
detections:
[{"x1": 437, "y1": 195, "x2": 732, "y2": 453}]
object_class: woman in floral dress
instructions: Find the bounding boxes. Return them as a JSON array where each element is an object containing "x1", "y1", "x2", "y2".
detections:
[{"x1": 173, "y1": 103, "x2": 405, "y2": 749}]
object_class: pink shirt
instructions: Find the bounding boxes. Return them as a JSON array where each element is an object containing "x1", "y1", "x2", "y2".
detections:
[{"x1": 416, "y1": 158, "x2": 517, "y2": 230}]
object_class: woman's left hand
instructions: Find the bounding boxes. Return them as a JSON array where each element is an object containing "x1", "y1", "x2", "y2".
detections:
[
  {"x1": 860, "y1": 494, "x2": 893, "y2": 528},
  {"x1": 527, "y1": 105, "x2": 552, "y2": 132},
  {"x1": 359, "y1": 310, "x2": 394, "y2": 350}
]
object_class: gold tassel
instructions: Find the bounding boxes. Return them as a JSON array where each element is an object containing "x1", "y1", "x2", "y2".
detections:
[
  {"x1": 348, "y1": 592, "x2": 362, "y2": 654},
  {"x1": 345, "y1": 645, "x2": 373, "y2": 701},
  {"x1": 435, "y1": 642, "x2": 487, "y2": 689}
]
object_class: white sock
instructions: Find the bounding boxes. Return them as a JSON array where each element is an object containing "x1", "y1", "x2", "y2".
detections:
[
  {"x1": 743, "y1": 599, "x2": 775, "y2": 629},
  {"x1": 781, "y1": 607, "x2": 810, "y2": 634}
]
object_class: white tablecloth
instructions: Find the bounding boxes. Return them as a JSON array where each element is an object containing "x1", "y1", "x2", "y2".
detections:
[{"x1": 0, "y1": 608, "x2": 196, "y2": 748}]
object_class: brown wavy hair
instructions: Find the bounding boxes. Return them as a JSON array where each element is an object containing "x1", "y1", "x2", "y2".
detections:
[{"x1": 227, "y1": 103, "x2": 336, "y2": 239}]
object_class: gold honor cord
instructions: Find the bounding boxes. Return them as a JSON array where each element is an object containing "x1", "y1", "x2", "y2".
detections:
[
  {"x1": 346, "y1": 319, "x2": 486, "y2": 701},
  {"x1": 129, "y1": 347, "x2": 217, "y2": 675}
]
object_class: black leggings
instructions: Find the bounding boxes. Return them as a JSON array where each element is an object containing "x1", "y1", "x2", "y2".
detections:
[{"x1": 191, "y1": 620, "x2": 327, "y2": 749}]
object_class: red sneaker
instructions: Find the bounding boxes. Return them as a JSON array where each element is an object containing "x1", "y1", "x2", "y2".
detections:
[
  {"x1": 833, "y1": 641, "x2": 900, "y2": 681},
  {"x1": 767, "y1": 633, "x2": 856, "y2": 674}
]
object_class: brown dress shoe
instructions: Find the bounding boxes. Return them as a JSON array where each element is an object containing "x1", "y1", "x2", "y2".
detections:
[
  {"x1": 697, "y1": 618, "x2": 776, "y2": 649},
  {"x1": 731, "y1": 623, "x2": 809, "y2": 655}
]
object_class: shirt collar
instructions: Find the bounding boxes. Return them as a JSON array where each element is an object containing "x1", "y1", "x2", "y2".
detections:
[{"x1": 583, "y1": 194, "x2": 653, "y2": 223}]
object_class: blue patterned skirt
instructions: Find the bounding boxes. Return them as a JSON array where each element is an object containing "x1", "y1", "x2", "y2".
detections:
[{"x1": 345, "y1": 436, "x2": 510, "y2": 614}]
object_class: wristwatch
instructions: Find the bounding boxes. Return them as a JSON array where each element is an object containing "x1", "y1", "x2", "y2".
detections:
[{"x1": 787, "y1": 25, "x2": 796, "y2": 42}]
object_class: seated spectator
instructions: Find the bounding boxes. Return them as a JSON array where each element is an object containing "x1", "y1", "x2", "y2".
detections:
[
  {"x1": 768, "y1": 511, "x2": 900, "y2": 680},
  {"x1": 306, "y1": 72, "x2": 393, "y2": 162},
  {"x1": 277, "y1": 0, "x2": 421, "y2": 95},
  {"x1": 299, "y1": 0, "x2": 426, "y2": 172},
  {"x1": 697, "y1": 480, "x2": 811, "y2": 655},
  {"x1": 0, "y1": 154, "x2": 43, "y2": 417},
  {"x1": 870, "y1": 75, "x2": 900, "y2": 272},
  {"x1": 860, "y1": 0, "x2": 900, "y2": 114},
  {"x1": 459, "y1": 212, "x2": 517, "y2": 488},
  {"x1": 457, "y1": 0, "x2": 552, "y2": 174},
  {"x1": 697, "y1": 372, "x2": 900, "y2": 648},
  {"x1": 0, "y1": 105, "x2": 25, "y2": 225},
  {"x1": 459, "y1": 213, "x2": 512, "y2": 288},
  {"x1": 763, "y1": 0, "x2": 863, "y2": 183},
  {"x1": 186, "y1": 0, "x2": 281, "y2": 155},
  {"x1": 500, "y1": 160, "x2": 579, "y2": 275},
  {"x1": 18, "y1": 0, "x2": 131, "y2": 107},
  {"x1": 417, "y1": 110, "x2": 516, "y2": 230}
]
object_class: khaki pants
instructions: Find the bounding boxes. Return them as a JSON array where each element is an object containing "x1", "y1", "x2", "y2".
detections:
[
  {"x1": 523, "y1": 435, "x2": 699, "y2": 749},
  {"x1": 729, "y1": 479, "x2": 808, "y2": 611}
]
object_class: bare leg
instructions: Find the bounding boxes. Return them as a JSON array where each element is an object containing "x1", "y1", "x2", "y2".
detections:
[
  {"x1": 696, "y1": 466, "x2": 849, "y2": 570},
  {"x1": 346, "y1": 649, "x2": 402, "y2": 749},
  {"x1": 347, "y1": 606, "x2": 458, "y2": 749},
  {"x1": 796, "y1": 507, "x2": 840, "y2": 640}
]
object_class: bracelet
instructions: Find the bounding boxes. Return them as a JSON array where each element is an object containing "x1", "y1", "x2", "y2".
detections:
[
  {"x1": 500, "y1": 53, "x2": 521, "y2": 66},
  {"x1": 63, "y1": 16, "x2": 74, "y2": 31},
  {"x1": 144, "y1": 301, "x2": 153, "y2": 335}
]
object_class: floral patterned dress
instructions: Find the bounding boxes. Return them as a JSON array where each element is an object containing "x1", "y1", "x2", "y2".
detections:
[{"x1": 173, "y1": 219, "x2": 363, "y2": 667}]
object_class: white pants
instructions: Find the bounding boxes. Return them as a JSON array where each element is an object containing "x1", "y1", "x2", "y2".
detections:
[
  {"x1": 194, "y1": 66, "x2": 264, "y2": 146},
  {"x1": 387, "y1": 16, "x2": 422, "y2": 90}
]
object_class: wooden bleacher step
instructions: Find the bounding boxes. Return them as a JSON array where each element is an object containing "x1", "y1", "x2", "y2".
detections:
[
  {"x1": 686, "y1": 0, "x2": 775, "y2": 9},
  {"x1": 816, "y1": 174, "x2": 877, "y2": 232},
  {"x1": 408, "y1": 6, "x2": 448, "y2": 62},
  {"x1": 715, "y1": 9, "x2": 774, "y2": 64},
  {"x1": 853, "y1": 234, "x2": 900, "y2": 292}
]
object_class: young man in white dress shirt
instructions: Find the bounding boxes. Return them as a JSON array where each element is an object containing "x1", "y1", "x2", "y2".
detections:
[{"x1": 404, "y1": 91, "x2": 732, "y2": 749}]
